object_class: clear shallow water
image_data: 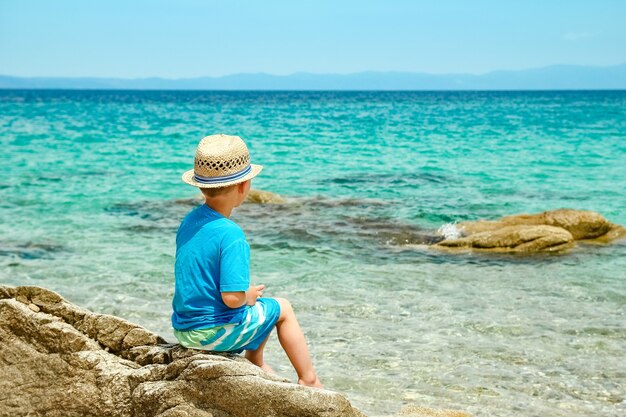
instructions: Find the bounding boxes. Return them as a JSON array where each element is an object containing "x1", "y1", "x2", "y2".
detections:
[{"x1": 1, "y1": 90, "x2": 625, "y2": 416}]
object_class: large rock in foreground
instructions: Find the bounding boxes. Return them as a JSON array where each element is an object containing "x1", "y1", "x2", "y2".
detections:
[
  {"x1": 0, "y1": 286, "x2": 468, "y2": 417},
  {"x1": 434, "y1": 209, "x2": 625, "y2": 253}
]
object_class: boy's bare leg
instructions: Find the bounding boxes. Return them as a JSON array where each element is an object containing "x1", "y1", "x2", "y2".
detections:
[
  {"x1": 274, "y1": 297, "x2": 323, "y2": 388},
  {"x1": 245, "y1": 334, "x2": 275, "y2": 374}
]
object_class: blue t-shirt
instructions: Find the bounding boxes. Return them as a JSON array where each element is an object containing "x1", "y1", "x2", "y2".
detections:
[{"x1": 171, "y1": 204, "x2": 250, "y2": 330}]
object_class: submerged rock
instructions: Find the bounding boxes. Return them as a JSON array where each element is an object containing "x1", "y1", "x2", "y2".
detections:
[
  {"x1": 436, "y1": 225, "x2": 575, "y2": 253},
  {"x1": 434, "y1": 209, "x2": 625, "y2": 254},
  {"x1": 0, "y1": 241, "x2": 65, "y2": 260},
  {"x1": 0, "y1": 286, "x2": 468, "y2": 417}
]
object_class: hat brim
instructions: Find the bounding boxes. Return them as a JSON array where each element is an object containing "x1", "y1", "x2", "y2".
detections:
[{"x1": 182, "y1": 164, "x2": 263, "y2": 188}]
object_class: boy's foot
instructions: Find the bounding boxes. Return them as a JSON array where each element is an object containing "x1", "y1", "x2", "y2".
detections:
[
  {"x1": 260, "y1": 363, "x2": 276, "y2": 374},
  {"x1": 298, "y1": 375, "x2": 323, "y2": 389}
]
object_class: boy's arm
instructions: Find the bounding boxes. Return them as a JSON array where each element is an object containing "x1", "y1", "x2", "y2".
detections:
[{"x1": 221, "y1": 284, "x2": 265, "y2": 308}]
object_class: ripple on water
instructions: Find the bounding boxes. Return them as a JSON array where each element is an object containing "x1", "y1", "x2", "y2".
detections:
[{"x1": 0, "y1": 241, "x2": 67, "y2": 260}]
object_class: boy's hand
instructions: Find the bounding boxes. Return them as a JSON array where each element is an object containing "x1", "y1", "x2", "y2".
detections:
[{"x1": 246, "y1": 284, "x2": 265, "y2": 306}]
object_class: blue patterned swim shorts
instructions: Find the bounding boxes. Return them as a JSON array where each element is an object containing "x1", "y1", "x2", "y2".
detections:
[{"x1": 173, "y1": 298, "x2": 281, "y2": 354}]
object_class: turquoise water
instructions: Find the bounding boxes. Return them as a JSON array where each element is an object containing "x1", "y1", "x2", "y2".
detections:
[{"x1": 1, "y1": 90, "x2": 625, "y2": 416}]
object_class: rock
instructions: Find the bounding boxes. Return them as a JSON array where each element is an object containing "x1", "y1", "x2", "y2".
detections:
[
  {"x1": 27, "y1": 303, "x2": 40, "y2": 312},
  {"x1": 583, "y1": 223, "x2": 626, "y2": 244},
  {"x1": 245, "y1": 189, "x2": 285, "y2": 204},
  {"x1": 2, "y1": 286, "x2": 461, "y2": 417},
  {"x1": 436, "y1": 225, "x2": 575, "y2": 253},
  {"x1": 434, "y1": 209, "x2": 624, "y2": 253},
  {"x1": 499, "y1": 209, "x2": 611, "y2": 240}
]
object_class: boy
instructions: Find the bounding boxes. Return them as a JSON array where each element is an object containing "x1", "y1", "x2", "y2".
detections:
[{"x1": 172, "y1": 134, "x2": 322, "y2": 388}]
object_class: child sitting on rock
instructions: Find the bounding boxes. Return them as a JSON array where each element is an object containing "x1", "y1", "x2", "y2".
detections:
[{"x1": 171, "y1": 134, "x2": 322, "y2": 388}]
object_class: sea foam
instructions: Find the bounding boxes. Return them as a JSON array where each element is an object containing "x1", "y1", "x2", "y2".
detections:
[{"x1": 437, "y1": 222, "x2": 461, "y2": 240}]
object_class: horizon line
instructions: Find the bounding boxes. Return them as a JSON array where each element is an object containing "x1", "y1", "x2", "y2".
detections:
[
  {"x1": 2, "y1": 61, "x2": 626, "y2": 80},
  {"x1": 2, "y1": 88, "x2": 626, "y2": 93}
]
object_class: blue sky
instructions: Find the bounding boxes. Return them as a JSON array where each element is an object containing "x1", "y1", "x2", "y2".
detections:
[{"x1": 1, "y1": 0, "x2": 625, "y2": 78}]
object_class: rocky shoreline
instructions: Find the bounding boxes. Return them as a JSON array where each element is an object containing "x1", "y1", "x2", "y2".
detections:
[{"x1": 0, "y1": 285, "x2": 468, "y2": 417}]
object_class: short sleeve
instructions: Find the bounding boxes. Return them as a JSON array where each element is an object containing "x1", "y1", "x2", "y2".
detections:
[{"x1": 219, "y1": 237, "x2": 250, "y2": 293}]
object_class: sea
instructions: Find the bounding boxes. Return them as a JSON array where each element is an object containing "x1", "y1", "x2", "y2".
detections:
[{"x1": 1, "y1": 90, "x2": 625, "y2": 417}]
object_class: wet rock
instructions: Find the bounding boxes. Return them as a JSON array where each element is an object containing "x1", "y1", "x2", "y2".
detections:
[
  {"x1": 586, "y1": 223, "x2": 626, "y2": 244},
  {"x1": 436, "y1": 225, "x2": 574, "y2": 253},
  {"x1": 1, "y1": 286, "x2": 464, "y2": 417},
  {"x1": 435, "y1": 209, "x2": 624, "y2": 253},
  {"x1": 245, "y1": 189, "x2": 285, "y2": 204},
  {"x1": 490, "y1": 209, "x2": 610, "y2": 240},
  {"x1": 456, "y1": 209, "x2": 617, "y2": 241}
]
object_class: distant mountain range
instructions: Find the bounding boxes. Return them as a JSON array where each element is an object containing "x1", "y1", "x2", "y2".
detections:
[{"x1": 1, "y1": 63, "x2": 625, "y2": 90}]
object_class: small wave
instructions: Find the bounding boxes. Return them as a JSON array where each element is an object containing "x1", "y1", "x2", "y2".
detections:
[{"x1": 438, "y1": 222, "x2": 461, "y2": 240}]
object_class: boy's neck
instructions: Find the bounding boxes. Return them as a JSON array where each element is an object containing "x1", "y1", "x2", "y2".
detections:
[
  {"x1": 202, "y1": 181, "x2": 250, "y2": 218},
  {"x1": 204, "y1": 199, "x2": 235, "y2": 218}
]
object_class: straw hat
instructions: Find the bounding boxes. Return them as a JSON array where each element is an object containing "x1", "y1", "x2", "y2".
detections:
[{"x1": 182, "y1": 134, "x2": 263, "y2": 188}]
